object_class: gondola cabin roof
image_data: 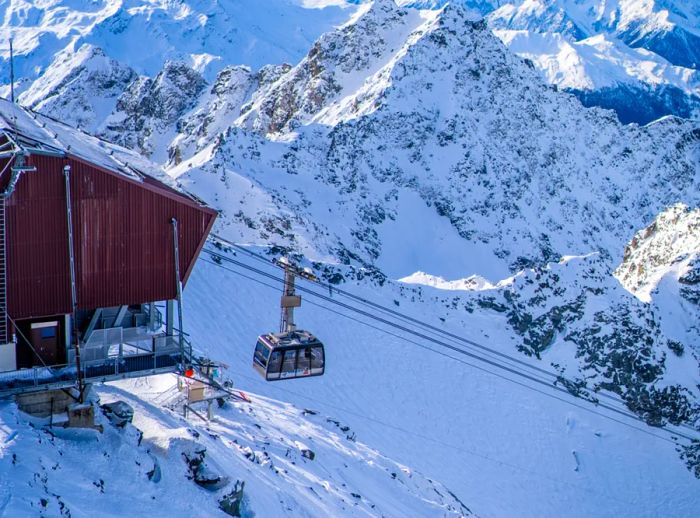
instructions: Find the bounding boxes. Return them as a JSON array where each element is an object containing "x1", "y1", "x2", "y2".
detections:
[
  {"x1": 0, "y1": 99, "x2": 217, "y2": 320},
  {"x1": 259, "y1": 331, "x2": 322, "y2": 349}
]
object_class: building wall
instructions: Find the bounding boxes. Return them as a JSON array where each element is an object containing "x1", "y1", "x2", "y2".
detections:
[{"x1": 4, "y1": 154, "x2": 216, "y2": 320}]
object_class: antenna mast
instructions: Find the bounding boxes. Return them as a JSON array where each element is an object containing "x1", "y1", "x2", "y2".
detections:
[{"x1": 9, "y1": 38, "x2": 14, "y2": 103}]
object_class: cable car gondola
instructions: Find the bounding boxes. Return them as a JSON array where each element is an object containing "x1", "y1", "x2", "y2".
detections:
[
  {"x1": 253, "y1": 330, "x2": 325, "y2": 381},
  {"x1": 252, "y1": 257, "x2": 326, "y2": 381}
]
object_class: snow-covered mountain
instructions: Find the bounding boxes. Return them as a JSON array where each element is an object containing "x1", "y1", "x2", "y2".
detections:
[
  {"x1": 494, "y1": 29, "x2": 700, "y2": 123},
  {"x1": 488, "y1": 0, "x2": 700, "y2": 69},
  {"x1": 487, "y1": 0, "x2": 700, "y2": 123},
  {"x1": 1, "y1": 0, "x2": 700, "y2": 516},
  {"x1": 3, "y1": 0, "x2": 699, "y2": 124},
  {"x1": 400, "y1": 0, "x2": 700, "y2": 123},
  {"x1": 0, "y1": 0, "x2": 362, "y2": 96}
]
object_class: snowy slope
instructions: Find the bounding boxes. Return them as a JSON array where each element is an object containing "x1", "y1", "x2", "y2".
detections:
[
  {"x1": 0, "y1": 379, "x2": 471, "y2": 517},
  {"x1": 0, "y1": 0, "x2": 362, "y2": 97},
  {"x1": 615, "y1": 204, "x2": 700, "y2": 355}
]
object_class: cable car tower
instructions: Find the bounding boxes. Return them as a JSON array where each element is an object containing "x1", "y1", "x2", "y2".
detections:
[{"x1": 252, "y1": 258, "x2": 325, "y2": 381}]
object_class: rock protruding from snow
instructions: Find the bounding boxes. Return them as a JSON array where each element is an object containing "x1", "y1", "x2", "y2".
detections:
[
  {"x1": 616, "y1": 203, "x2": 700, "y2": 355},
  {"x1": 615, "y1": 203, "x2": 700, "y2": 302},
  {"x1": 237, "y1": 0, "x2": 424, "y2": 135},
  {"x1": 101, "y1": 61, "x2": 207, "y2": 160},
  {"x1": 20, "y1": 44, "x2": 136, "y2": 134}
]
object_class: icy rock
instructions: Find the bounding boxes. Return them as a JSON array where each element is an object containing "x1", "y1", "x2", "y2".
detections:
[
  {"x1": 183, "y1": 445, "x2": 230, "y2": 490},
  {"x1": 147, "y1": 454, "x2": 162, "y2": 483},
  {"x1": 301, "y1": 449, "x2": 315, "y2": 461},
  {"x1": 219, "y1": 480, "x2": 246, "y2": 517},
  {"x1": 101, "y1": 401, "x2": 134, "y2": 428}
]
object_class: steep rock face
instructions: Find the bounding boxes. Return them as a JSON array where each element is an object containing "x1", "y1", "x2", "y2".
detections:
[
  {"x1": 488, "y1": 1, "x2": 587, "y2": 40},
  {"x1": 167, "y1": 65, "x2": 257, "y2": 167},
  {"x1": 486, "y1": 253, "x2": 700, "y2": 429},
  {"x1": 171, "y1": 3, "x2": 700, "y2": 282},
  {"x1": 19, "y1": 44, "x2": 136, "y2": 133},
  {"x1": 616, "y1": 204, "x2": 700, "y2": 300},
  {"x1": 237, "y1": 0, "x2": 428, "y2": 135},
  {"x1": 101, "y1": 61, "x2": 207, "y2": 160},
  {"x1": 615, "y1": 204, "x2": 700, "y2": 354}
]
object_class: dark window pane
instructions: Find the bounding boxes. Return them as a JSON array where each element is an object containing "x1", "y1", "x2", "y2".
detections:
[
  {"x1": 310, "y1": 347, "x2": 324, "y2": 369},
  {"x1": 254, "y1": 341, "x2": 270, "y2": 367},
  {"x1": 281, "y1": 349, "x2": 297, "y2": 374},
  {"x1": 268, "y1": 351, "x2": 282, "y2": 374},
  {"x1": 40, "y1": 327, "x2": 57, "y2": 339},
  {"x1": 297, "y1": 347, "x2": 312, "y2": 373}
]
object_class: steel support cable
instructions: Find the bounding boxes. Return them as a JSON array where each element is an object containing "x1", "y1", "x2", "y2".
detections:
[
  {"x1": 199, "y1": 257, "x2": 698, "y2": 443},
  {"x1": 203, "y1": 250, "x2": 700, "y2": 441},
  {"x1": 207, "y1": 242, "x2": 700, "y2": 436},
  {"x1": 212, "y1": 240, "x2": 588, "y2": 381}
]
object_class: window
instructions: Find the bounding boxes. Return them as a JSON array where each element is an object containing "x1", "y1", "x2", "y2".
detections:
[
  {"x1": 281, "y1": 349, "x2": 297, "y2": 375},
  {"x1": 40, "y1": 327, "x2": 57, "y2": 339},
  {"x1": 254, "y1": 341, "x2": 270, "y2": 367},
  {"x1": 267, "y1": 351, "x2": 282, "y2": 374},
  {"x1": 310, "y1": 347, "x2": 324, "y2": 370},
  {"x1": 297, "y1": 347, "x2": 312, "y2": 373}
]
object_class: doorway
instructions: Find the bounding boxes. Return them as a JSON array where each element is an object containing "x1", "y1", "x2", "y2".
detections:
[{"x1": 16, "y1": 317, "x2": 66, "y2": 368}]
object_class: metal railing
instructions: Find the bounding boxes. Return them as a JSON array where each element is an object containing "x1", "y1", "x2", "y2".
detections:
[{"x1": 0, "y1": 331, "x2": 188, "y2": 397}]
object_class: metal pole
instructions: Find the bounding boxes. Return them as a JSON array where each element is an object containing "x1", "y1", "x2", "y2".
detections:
[
  {"x1": 9, "y1": 38, "x2": 14, "y2": 104},
  {"x1": 171, "y1": 219, "x2": 185, "y2": 363},
  {"x1": 281, "y1": 268, "x2": 297, "y2": 333},
  {"x1": 64, "y1": 165, "x2": 83, "y2": 399}
]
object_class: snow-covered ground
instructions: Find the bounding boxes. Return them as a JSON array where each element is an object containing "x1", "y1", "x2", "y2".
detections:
[
  {"x1": 175, "y1": 253, "x2": 700, "y2": 517},
  {"x1": 0, "y1": 374, "x2": 470, "y2": 517}
]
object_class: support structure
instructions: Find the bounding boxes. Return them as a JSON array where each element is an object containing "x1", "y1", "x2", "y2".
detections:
[
  {"x1": 171, "y1": 219, "x2": 185, "y2": 363},
  {"x1": 9, "y1": 39, "x2": 14, "y2": 104},
  {"x1": 276, "y1": 258, "x2": 316, "y2": 334},
  {"x1": 64, "y1": 165, "x2": 84, "y2": 399},
  {"x1": 0, "y1": 195, "x2": 7, "y2": 345}
]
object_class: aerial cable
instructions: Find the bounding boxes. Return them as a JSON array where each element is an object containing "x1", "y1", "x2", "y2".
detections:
[
  {"x1": 199, "y1": 257, "x2": 699, "y2": 443},
  {"x1": 206, "y1": 240, "x2": 700, "y2": 434},
  {"x1": 202, "y1": 250, "x2": 700, "y2": 441}
]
